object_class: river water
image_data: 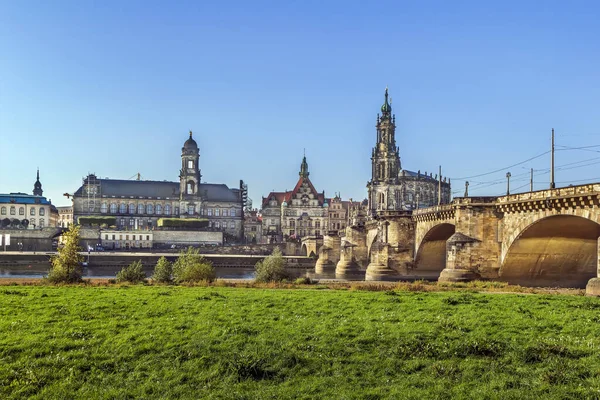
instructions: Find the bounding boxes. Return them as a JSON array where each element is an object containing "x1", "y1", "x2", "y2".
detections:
[{"x1": 0, "y1": 264, "x2": 325, "y2": 280}]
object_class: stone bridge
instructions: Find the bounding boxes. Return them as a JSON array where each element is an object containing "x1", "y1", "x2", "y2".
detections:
[{"x1": 315, "y1": 183, "x2": 600, "y2": 293}]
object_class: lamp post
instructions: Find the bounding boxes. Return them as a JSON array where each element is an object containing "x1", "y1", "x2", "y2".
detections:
[{"x1": 506, "y1": 172, "x2": 512, "y2": 195}]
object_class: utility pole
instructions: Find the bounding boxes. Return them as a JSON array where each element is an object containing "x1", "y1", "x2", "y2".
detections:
[
  {"x1": 438, "y1": 165, "x2": 442, "y2": 205},
  {"x1": 530, "y1": 168, "x2": 534, "y2": 192},
  {"x1": 550, "y1": 128, "x2": 555, "y2": 189},
  {"x1": 506, "y1": 172, "x2": 511, "y2": 195}
]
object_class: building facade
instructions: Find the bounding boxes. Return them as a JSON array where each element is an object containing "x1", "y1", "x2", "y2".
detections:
[
  {"x1": 327, "y1": 194, "x2": 363, "y2": 233},
  {"x1": 57, "y1": 206, "x2": 73, "y2": 228},
  {"x1": 72, "y1": 132, "x2": 245, "y2": 237},
  {"x1": 367, "y1": 88, "x2": 451, "y2": 216},
  {"x1": 261, "y1": 156, "x2": 328, "y2": 242},
  {"x1": 0, "y1": 170, "x2": 57, "y2": 229},
  {"x1": 243, "y1": 209, "x2": 263, "y2": 243}
]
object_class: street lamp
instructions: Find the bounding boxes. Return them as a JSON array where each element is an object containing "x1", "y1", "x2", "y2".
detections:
[{"x1": 506, "y1": 172, "x2": 512, "y2": 195}]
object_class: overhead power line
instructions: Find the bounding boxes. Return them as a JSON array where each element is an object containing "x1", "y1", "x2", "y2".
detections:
[{"x1": 450, "y1": 151, "x2": 550, "y2": 180}]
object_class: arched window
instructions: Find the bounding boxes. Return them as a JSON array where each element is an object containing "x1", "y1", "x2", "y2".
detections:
[
  {"x1": 29, "y1": 207, "x2": 34, "y2": 216},
  {"x1": 110, "y1": 203, "x2": 117, "y2": 213},
  {"x1": 130, "y1": 203, "x2": 137, "y2": 214},
  {"x1": 119, "y1": 204, "x2": 126, "y2": 214},
  {"x1": 39, "y1": 208, "x2": 45, "y2": 216},
  {"x1": 101, "y1": 203, "x2": 107, "y2": 213},
  {"x1": 0, "y1": 207, "x2": 5, "y2": 215},
  {"x1": 39, "y1": 218, "x2": 45, "y2": 228},
  {"x1": 155, "y1": 204, "x2": 162, "y2": 215},
  {"x1": 147, "y1": 204, "x2": 154, "y2": 214},
  {"x1": 135, "y1": 203, "x2": 141, "y2": 214},
  {"x1": 30, "y1": 218, "x2": 35, "y2": 226},
  {"x1": 164, "y1": 204, "x2": 171, "y2": 215},
  {"x1": 19, "y1": 207, "x2": 24, "y2": 215},
  {"x1": 187, "y1": 180, "x2": 195, "y2": 194}
]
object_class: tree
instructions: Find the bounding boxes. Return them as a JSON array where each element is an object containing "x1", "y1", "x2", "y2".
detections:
[
  {"x1": 46, "y1": 224, "x2": 84, "y2": 283},
  {"x1": 172, "y1": 247, "x2": 215, "y2": 283},
  {"x1": 152, "y1": 256, "x2": 173, "y2": 283},
  {"x1": 116, "y1": 260, "x2": 147, "y2": 284},
  {"x1": 255, "y1": 248, "x2": 289, "y2": 282}
]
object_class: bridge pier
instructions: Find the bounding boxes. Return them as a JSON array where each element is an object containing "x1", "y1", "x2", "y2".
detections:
[
  {"x1": 365, "y1": 216, "x2": 415, "y2": 281},
  {"x1": 438, "y1": 233, "x2": 482, "y2": 282},
  {"x1": 314, "y1": 234, "x2": 340, "y2": 275},
  {"x1": 336, "y1": 241, "x2": 363, "y2": 279},
  {"x1": 585, "y1": 238, "x2": 600, "y2": 296}
]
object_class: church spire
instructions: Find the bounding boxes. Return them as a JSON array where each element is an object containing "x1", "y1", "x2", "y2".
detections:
[
  {"x1": 380, "y1": 86, "x2": 392, "y2": 118},
  {"x1": 299, "y1": 152, "x2": 309, "y2": 178},
  {"x1": 33, "y1": 168, "x2": 43, "y2": 196}
]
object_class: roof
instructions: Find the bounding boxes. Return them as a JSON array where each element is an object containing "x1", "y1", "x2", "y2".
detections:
[
  {"x1": 0, "y1": 193, "x2": 52, "y2": 205},
  {"x1": 400, "y1": 169, "x2": 450, "y2": 184},
  {"x1": 262, "y1": 176, "x2": 325, "y2": 207},
  {"x1": 74, "y1": 178, "x2": 240, "y2": 203}
]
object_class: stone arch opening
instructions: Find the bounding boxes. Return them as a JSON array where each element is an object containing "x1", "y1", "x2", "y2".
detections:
[
  {"x1": 500, "y1": 215, "x2": 600, "y2": 288},
  {"x1": 414, "y1": 223, "x2": 455, "y2": 278},
  {"x1": 301, "y1": 243, "x2": 308, "y2": 256}
]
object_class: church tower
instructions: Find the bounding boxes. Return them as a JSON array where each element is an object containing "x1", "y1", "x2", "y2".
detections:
[
  {"x1": 33, "y1": 169, "x2": 43, "y2": 196},
  {"x1": 179, "y1": 131, "x2": 201, "y2": 200},
  {"x1": 367, "y1": 88, "x2": 402, "y2": 214}
]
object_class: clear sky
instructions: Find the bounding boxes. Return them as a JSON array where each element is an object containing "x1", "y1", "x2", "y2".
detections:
[{"x1": 1, "y1": 1, "x2": 599, "y2": 207}]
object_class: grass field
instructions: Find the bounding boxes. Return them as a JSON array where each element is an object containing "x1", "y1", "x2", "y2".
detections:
[{"x1": 2, "y1": 285, "x2": 600, "y2": 399}]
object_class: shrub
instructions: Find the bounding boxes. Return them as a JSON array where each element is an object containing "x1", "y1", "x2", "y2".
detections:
[
  {"x1": 46, "y1": 224, "x2": 84, "y2": 284},
  {"x1": 294, "y1": 277, "x2": 313, "y2": 285},
  {"x1": 78, "y1": 216, "x2": 116, "y2": 227},
  {"x1": 157, "y1": 218, "x2": 209, "y2": 229},
  {"x1": 152, "y1": 256, "x2": 173, "y2": 283},
  {"x1": 116, "y1": 260, "x2": 147, "y2": 284},
  {"x1": 255, "y1": 248, "x2": 289, "y2": 283},
  {"x1": 173, "y1": 247, "x2": 215, "y2": 283}
]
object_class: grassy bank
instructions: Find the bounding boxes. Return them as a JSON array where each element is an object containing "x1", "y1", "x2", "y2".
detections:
[{"x1": 2, "y1": 286, "x2": 600, "y2": 399}]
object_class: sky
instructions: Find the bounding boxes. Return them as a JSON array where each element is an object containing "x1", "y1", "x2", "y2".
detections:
[{"x1": 1, "y1": 0, "x2": 599, "y2": 207}]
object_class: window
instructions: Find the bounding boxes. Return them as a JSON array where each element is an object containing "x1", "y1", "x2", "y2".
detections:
[
  {"x1": 112, "y1": 235, "x2": 115, "y2": 240},
  {"x1": 88, "y1": 201, "x2": 94, "y2": 212},
  {"x1": 187, "y1": 181, "x2": 195, "y2": 194},
  {"x1": 207, "y1": 208, "x2": 212, "y2": 216},
  {"x1": 19, "y1": 207, "x2": 24, "y2": 215},
  {"x1": 315, "y1": 230, "x2": 320, "y2": 236},
  {"x1": 29, "y1": 207, "x2": 34, "y2": 216},
  {"x1": 187, "y1": 160, "x2": 193, "y2": 169},
  {"x1": 290, "y1": 229, "x2": 295, "y2": 236},
  {"x1": 229, "y1": 221, "x2": 235, "y2": 229},
  {"x1": 290, "y1": 220, "x2": 295, "y2": 228},
  {"x1": 215, "y1": 221, "x2": 220, "y2": 229},
  {"x1": 156, "y1": 204, "x2": 162, "y2": 214},
  {"x1": 105, "y1": 234, "x2": 108, "y2": 240},
  {"x1": 164, "y1": 204, "x2": 171, "y2": 215},
  {"x1": 187, "y1": 205, "x2": 194, "y2": 214},
  {"x1": 0, "y1": 207, "x2": 5, "y2": 215},
  {"x1": 136, "y1": 203, "x2": 143, "y2": 214},
  {"x1": 174, "y1": 207, "x2": 179, "y2": 215},
  {"x1": 126, "y1": 235, "x2": 129, "y2": 240},
  {"x1": 146, "y1": 235, "x2": 150, "y2": 241},
  {"x1": 147, "y1": 204, "x2": 154, "y2": 214},
  {"x1": 230, "y1": 209, "x2": 236, "y2": 217},
  {"x1": 222, "y1": 209, "x2": 228, "y2": 217},
  {"x1": 40, "y1": 208, "x2": 45, "y2": 216},
  {"x1": 215, "y1": 208, "x2": 220, "y2": 217},
  {"x1": 315, "y1": 221, "x2": 320, "y2": 228},
  {"x1": 30, "y1": 218, "x2": 35, "y2": 226},
  {"x1": 130, "y1": 219, "x2": 135, "y2": 227},
  {"x1": 39, "y1": 219, "x2": 44, "y2": 228},
  {"x1": 100, "y1": 203, "x2": 107, "y2": 213},
  {"x1": 251, "y1": 226, "x2": 257, "y2": 232},
  {"x1": 270, "y1": 219, "x2": 275, "y2": 225},
  {"x1": 119, "y1": 204, "x2": 126, "y2": 214},
  {"x1": 110, "y1": 203, "x2": 117, "y2": 213}
]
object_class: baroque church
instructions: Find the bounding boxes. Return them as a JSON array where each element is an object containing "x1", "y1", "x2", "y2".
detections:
[
  {"x1": 367, "y1": 88, "x2": 451, "y2": 215},
  {"x1": 72, "y1": 132, "x2": 245, "y2": 237}
]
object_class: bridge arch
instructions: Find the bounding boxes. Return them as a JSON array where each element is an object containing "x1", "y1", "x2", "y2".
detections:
[
  {"x1": 500, "y1": 214, "x2": 600, "y2": 288},
  {"x1": 414, "y1": 223, "x2": 455, "y2": 278}
]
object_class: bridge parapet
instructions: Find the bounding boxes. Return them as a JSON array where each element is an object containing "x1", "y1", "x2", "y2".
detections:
[
  {"x1": 497, "y1": 183, "x2": 600, "y2": 214},
  {"x1": 413, "y1": 204, "x2": 455, "y2": 223}
]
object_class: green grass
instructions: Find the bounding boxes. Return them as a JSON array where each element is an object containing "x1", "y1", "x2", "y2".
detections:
[{"x1": 2, "y1": 286, "x2": 600, "y2": 399}]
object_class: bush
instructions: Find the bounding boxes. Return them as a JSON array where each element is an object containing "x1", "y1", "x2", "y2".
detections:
[
  {"x1": 46, "y1": 224, "x2": 84, "y2": 284},
  {"x1": 78, "y1": 216, "x2": 117, "y2": 227},
  {"x1": 152, "y1": 256, "x2": 173, "y2": 283},
  {"x1": 255, "y1": 248, "x2": 289, "y2": 283},
  {"x1": 294, "y1": 277, "x2": 313, "y2": 285},
  {"x1": 173, "y1": 247, "x2": 215, "y2": 283},
  {"x1": 157, "y1": 218, "x2": 209, "y2": 229},
  {"x1": 116, "y1": 260, "x2": 147, "y2": 284}
]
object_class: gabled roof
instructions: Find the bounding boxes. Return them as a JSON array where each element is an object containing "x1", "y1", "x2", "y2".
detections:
[{"x1": 262, "y1": 176, "x2": 324, "y2": 207}]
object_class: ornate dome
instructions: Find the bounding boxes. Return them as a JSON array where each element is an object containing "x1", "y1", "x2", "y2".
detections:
[
  {"x1": 381, "y1": 87, "x2": 392, "y2": 114},
  {"x1": 183, "y1": 130, "x2": 198, "y2": 150}
]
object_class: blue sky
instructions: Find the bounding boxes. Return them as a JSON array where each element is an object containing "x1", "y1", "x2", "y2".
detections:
[{"x1": 1, "y1": 1, "x2": 599, "y2": 207}]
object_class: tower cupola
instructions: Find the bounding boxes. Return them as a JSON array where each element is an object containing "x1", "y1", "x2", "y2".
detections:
[{"x1": 33, "y1": 169, "x2": 43, "y2": 196}]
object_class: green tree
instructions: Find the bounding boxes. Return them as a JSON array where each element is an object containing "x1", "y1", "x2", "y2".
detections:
[
  {"x1": 116, "y1": 260, "x2": 147, "y2": 284},
  {"x1": 152, "y1": 256, "x2": 173, "y2": 283},
  {"x1": 173, "y1": 247, "x2": 215, "y2": 283},
  {"x1": 255, "y1": 248, "x2": 289, "y2": 283},
  {"x1": 46, "y1": 224, "x2": 84, "y2": 283}
]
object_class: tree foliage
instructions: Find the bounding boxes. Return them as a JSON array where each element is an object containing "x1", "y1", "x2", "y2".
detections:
[
  {"x1": 152, "y1": 256, "x2": 173, "y2": 283},
  {"x1": 255, "y1": 248, "x2": 289, "y2": 283},
  {"x1": 116, "y1": 260, "x2": 147, "y2": 284},
  {"x1": 78, "y1": 216, "x2": 117, "y2": 227},
  {"x1": 46, "y1": 224, "x2": 84, "y2": 283},
  {"x1": 172, "y1": 247, "x2": 215, "y2": 283}
]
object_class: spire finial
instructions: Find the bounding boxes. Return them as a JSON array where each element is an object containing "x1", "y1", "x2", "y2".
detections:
[
  {"x1": 37, "y1": 168, "x2": 39, "y2": 180},
  {"x1": 189, "y1": 130, "x2": 193, "y2": 138}
]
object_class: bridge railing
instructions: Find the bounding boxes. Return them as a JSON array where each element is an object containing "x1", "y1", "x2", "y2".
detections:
[
  {"x1": 496, "y1": 183, "x2": 600, "y2": 204},
  {"x1": 412, "y1": 203, "x2": 454, "y2": 217}
]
